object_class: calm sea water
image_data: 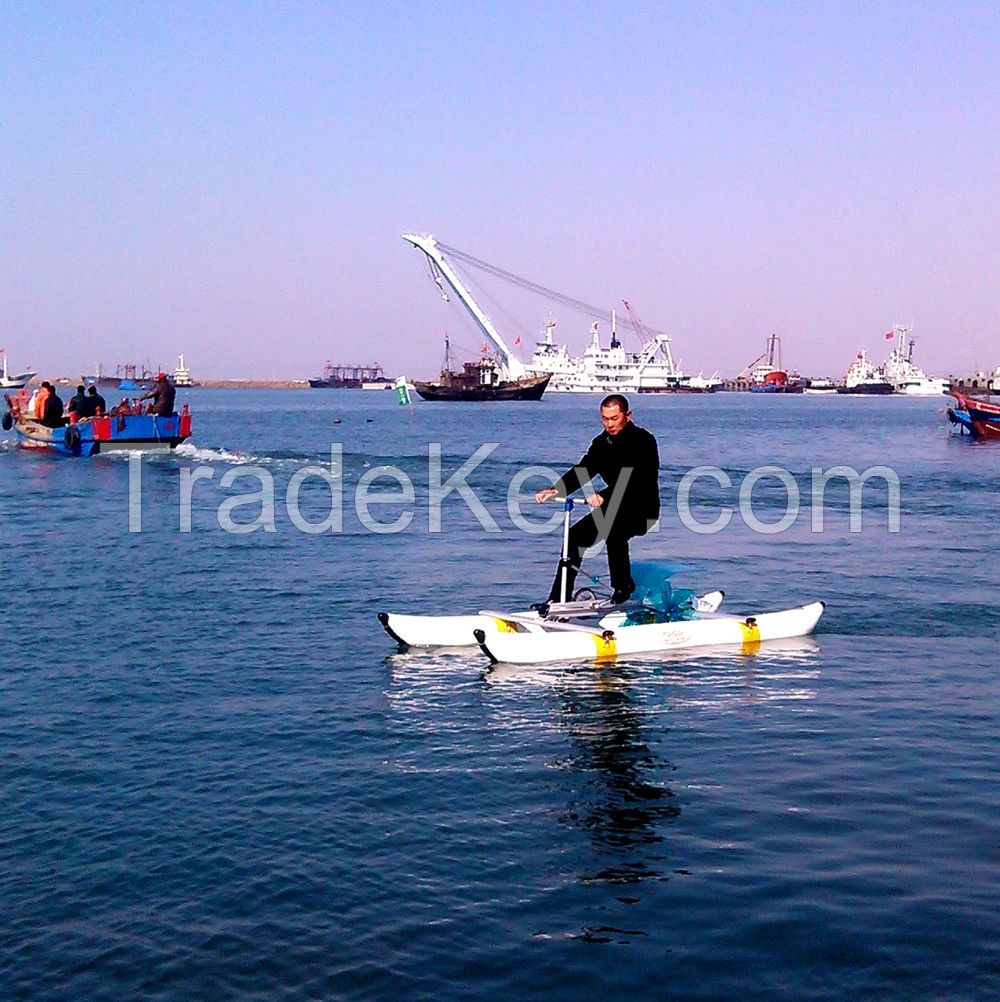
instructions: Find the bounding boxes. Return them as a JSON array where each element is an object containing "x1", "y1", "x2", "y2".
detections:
[{"x1": 2, "y1": 389, "x2": 998, "y2": 1001}]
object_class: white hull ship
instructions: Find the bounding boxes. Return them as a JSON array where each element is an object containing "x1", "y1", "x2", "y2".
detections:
[
  {"x1": 837, "y1": 348, "x2": 894, "y2": 395},
  {"x1": 402, "y1": 233, "x2": 716, "y2": 395},
  {"x1": 523, "y1": 318, "x2": 715, "y2": 394},
  {"x1": 804, "y1": 378, "x2": 838, "y2": 394},
  {"x1": 0, "y1": 353, "x2": 36, "y2": 390},
  {"x1": 173, "y1": 354, "x2": 194, "y2": 387},
  {"x1": 881, "y1": 325, "x2": 947, "y2": 395}
]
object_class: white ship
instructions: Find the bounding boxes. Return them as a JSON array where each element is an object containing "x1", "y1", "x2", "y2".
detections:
[
  {"x1": 836, "y1": 349, "x2": 894, "y2": 395},
  {"x1": 686, "y1": 372, "x2": 725, "y2": 392},
  {"x1": 0, "y1": 351, "x2": 35, "y2": 390},
  {"x1": 524, "y1": 316, "x2": 693, "y2": 393},
  {"x1": 881, "y1": 325, "x2": 948, "y2": 395},
  {"x1": 173, "y1": 354, "x2": 194, "y2": 387},
  {"x1": 402, "y1": 232, "x2": 705, "y2": 394},
  {"x1": 803, "y1": 377, "x2": 838, "y2": 394}
]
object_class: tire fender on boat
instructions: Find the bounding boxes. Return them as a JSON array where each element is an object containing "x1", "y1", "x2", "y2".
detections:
[
  {"x1": 64, "y1": 424, "x2": 82, "y2": 453},
  {"x1": 1, "y1": 411, "x2": 12, "y2": 431}
]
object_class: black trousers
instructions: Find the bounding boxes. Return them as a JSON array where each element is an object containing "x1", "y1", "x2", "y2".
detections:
[{"x1": 548, "y1": 507, "x2": 650, "y2": 601}]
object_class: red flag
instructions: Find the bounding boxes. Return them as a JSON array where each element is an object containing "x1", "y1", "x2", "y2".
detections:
[
  {"x1": 857, "y1": 352, "x2": 863, "y2": 359},
  {"x1": 885, "y1": 330, "x2": 894, "y2": 339},
  {"x1": 514, "y1": 336, "x2": 521, "y2": 345},
  {"x1": 481, "y1": 342, "x2": 488, "y2": 354}
]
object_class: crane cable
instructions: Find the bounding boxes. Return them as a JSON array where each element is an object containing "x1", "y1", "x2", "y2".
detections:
[{"x1": 435, "y1": 240, "x2": 671, "y2": 343}]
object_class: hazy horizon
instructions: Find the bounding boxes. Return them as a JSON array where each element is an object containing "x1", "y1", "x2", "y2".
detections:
[{"x1": 3, "y1": 2, "x2": 998, "y2": 381}]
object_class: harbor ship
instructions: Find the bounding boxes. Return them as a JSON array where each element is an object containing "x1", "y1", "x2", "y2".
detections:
[
  {"x1": 736, "y1": 334, "x2": 805, "y2": 393},
  {"x1": 837, "y1": 349, "x2": 894, "y2": 394},
  {"x1": 309, "y1": 363, "x2": 388, "y2": 389},
  {"x1": 411, "y1": 333, "x2": 549, "y2": 401},
  {"x1": 84, "y1": 363, "x2": 160, "y2": 390},
  {"x1": 173, "y1": 354, "x2": 194, "y2": 387},
  {"x1": 880, "y1": 325, "x2": 948, "y2": 395},
  {"x1": 524, "y1": 317, "x2": 720, "y2": 393},
  {"x1": 838, "y1": 326, "x2": 948, "y2": 396},
  {"x1": 402, "y1": 232, "x2": 715, "y2": 394},
  {"x1": 0, "y1": 351, "x2": 35, "y2": 390}
]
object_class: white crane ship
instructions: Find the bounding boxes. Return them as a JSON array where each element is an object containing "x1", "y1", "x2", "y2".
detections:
[
  {"x1": 402, "y1": 233, "x2": 711, "y2": 393},
  {"x1": 881, "y1": 325, "x2": 948, "y2": 395}
]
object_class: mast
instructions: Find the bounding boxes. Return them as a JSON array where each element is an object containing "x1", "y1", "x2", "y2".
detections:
[
  {"x1": 765, "y1": 333, "x2": 782, "y2": 370},
  {"x1": 402, "y1": 233, "x2": 525, "y2": 379}
]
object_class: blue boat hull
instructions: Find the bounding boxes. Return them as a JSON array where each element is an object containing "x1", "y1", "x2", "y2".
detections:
[{"x1": 11, "y1": 413, "x2": 191, "y2": 455}]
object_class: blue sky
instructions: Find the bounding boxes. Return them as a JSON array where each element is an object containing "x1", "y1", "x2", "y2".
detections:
[{"x1": 2, "y1": 1, "x2": 997, "y2": 379}]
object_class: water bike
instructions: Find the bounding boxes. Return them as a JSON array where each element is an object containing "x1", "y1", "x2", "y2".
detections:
[{"x1": 378, "y1": 498, "x2": 824, "y2": 664}]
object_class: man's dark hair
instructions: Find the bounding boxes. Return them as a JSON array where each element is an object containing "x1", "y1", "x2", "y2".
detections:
[
  {"x1": 87, "y1": 386, "x2": 98, "y2": 395},
  {"x1": 76, "y1": 385, "x2": 84, "y2": 393},
  {"x1": 601, "y1": 393, "x2": 630, "y2": 413}
]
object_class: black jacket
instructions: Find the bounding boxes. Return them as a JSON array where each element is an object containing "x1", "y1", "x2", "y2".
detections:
[
  {"x1": 42, "y1": 393, "x2": 64, "y2": 428},
  {"x1": 554, "y1": 420, "x2": 661, "y2": 527},
  {"x1": 81, "y1": 392, "x2": 106, "y2": 418}
]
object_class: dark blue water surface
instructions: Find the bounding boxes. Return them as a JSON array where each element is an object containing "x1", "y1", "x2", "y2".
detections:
[{"x1": 2, "y1": 390, "x2": 998, "y2": 1001}]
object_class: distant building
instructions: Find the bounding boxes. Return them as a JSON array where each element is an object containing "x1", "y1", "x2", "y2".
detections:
[{"x1": 948, "y1": 367, "x2": 1000, "y2": 393}]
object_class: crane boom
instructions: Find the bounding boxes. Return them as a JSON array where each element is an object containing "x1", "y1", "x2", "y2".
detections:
[
  {"x1": 402, "y1": 233, "x2": 525, "y2": 379},
  {"x1": 623, "y1": 299, "x2": 677, "y2": 373}
]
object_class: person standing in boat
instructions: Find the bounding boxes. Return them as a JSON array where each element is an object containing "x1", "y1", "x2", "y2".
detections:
[
  {"x1": 535, "y1": 393, "x2": 660, "y2": 605},
  {"x1": 81, "y1": 385, "x2": 106, "y2": 417},
  {"x1": 139, "y1": 372, "x2": 176, "y2": 416},
  {"x1": 40, "y1": 382, "x2": 64, "y2": 427},
  {"x1": 27, "y1": 383, "x2": 44, "y2": 419},
  {"x1": 46, "y1": 383, "x2": 65, "y2": 426},
  {"x1": 67, "y1": 385, "x2": 88, "y2": 421}
]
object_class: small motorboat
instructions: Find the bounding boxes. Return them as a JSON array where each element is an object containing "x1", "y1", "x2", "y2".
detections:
[{"x1": 3, "y1": 390, "x2": 192, "y2": 455}]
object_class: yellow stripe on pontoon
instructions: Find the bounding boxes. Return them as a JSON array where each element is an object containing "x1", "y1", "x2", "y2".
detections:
[{"x1": 592, "y1": 633, "x2": 617, "y2": 661}]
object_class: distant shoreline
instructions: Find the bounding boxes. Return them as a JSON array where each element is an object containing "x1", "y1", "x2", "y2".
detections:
[
  {"x1": 42, "y1": 379, "x2": 313, "y2": 390},
  {"x1": 35, "y1": 372, "x2": 995, "y2": 392},
  {"x1": 187, "y1": 380, "x2": 311, "y2": 389}
]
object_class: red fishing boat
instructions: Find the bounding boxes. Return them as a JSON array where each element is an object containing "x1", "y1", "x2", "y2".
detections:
[{"x1": 948, "y1": 390, "x2": 1000, "y2": 440}]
